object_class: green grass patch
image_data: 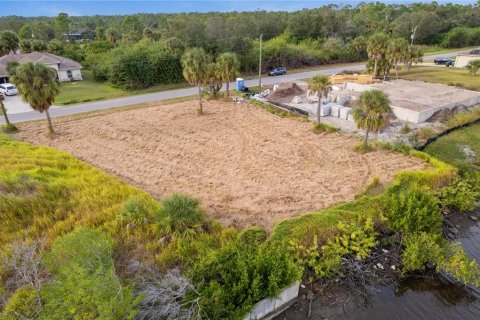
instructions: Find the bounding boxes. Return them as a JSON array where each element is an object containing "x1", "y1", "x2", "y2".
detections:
[
  {"x1": 396, "y1": 66, "x2": 480, "y2": 91},
  {"x1": 445, "y1": 107, "x2": 480, "y2": 127},
  {"x1": 420, "y1": 45, "x2": 478, "y2": 57},
  {"x1": 425, "y1": 123, "x2": 480, "y2": 170},
  {"x1": 56, "y1": 70, "x2": 190, "y2": 106},
  {"x1": 312, "y1": 122, "x2": 339, "y2": 133}
]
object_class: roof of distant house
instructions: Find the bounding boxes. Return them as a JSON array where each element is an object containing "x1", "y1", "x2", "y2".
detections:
[{"x1": 0, "y1": 51, "x2": 82, "y2": 76}]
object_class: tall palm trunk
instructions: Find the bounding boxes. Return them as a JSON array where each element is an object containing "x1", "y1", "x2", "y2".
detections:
[
  {"x1": 45, "y1": 109, "x2": 54, "y2": 133},
  {"x1": 373, "y1": 59, "x2": 378, "y2": 78},
  {"x1": 0, "y1": 100, "x2": 12, "y2": 127},
  {"x1": 197, "y1": 84, "x2": 203, "y2": 115},
  {"x1": 395, "y1": 62, "x2": 399, "y2": 79},
  {"x1": 364, "y1": 128, "x2": 370, "y2": 146},
  {"x1": 316, "y1": 92, "x2": 321, "y2": 124},
  {"x1": 226, "y1": 80, "x2": 230, "y2": 98}
]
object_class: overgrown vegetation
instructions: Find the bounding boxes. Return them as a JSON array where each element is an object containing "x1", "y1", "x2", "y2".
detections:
[{"x1": 0, "y1": 133, "x2": 300, "y2": 319}]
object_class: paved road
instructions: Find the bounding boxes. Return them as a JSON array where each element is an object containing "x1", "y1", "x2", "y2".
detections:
[{"x1": 0, "y1": 52, "x2": 459, "y2": 125}]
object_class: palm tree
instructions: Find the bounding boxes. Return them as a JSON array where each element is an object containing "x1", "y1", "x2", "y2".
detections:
[
  {"x1": 406, "y1": 45, "x2": 423, "y2": 72},
  {"x1": 307, "y1": 74, "x2": 332, "y2": 124},
  {"x1": 353, "y1": 89, "x2": 391, "y2": 147},
  {"x1": 12, "y1": 62, "x2": 60, "y2": 133},
  {"x1": 181, "y1": 48, "x2": 211, "y2": 114},
  {"x1": 216, "y1": 52, "x2": 240, "y2": 98},
  {"x1": 105, "y1": 28, "x2": 119, "y2": 45},
  {"x1": 387, "y1": 38, "x2": 409, "y2": 79},
  {"x1": 367, "y1": 33, "x2": 389, "y2": 78},
  {"x1": 467, "y1": 60, "x2": 480, "y2": 76},
  {"x1": 0, "y1": 95, "x2": 16, "y2": 131}
]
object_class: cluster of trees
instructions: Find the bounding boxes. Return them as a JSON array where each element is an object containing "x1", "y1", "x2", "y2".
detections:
[
  {"x1": 366, "y1": 32, "x2": 423, "y2": 79},
  {"x1": 0, "y1": 2, "x2": 479, "y2": 83}
]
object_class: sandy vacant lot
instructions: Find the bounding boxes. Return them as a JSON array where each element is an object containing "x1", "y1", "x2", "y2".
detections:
[{"x1": 16, "y1": 101, "x2": 427, "y2": 230}]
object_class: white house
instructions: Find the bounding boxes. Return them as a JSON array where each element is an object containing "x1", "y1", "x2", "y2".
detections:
[{"x1": 0, "y1": 51, "x2": 83, "y2": 83}]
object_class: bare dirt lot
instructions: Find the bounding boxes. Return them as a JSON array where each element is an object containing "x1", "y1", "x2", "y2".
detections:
[{"x1": 16, "y1": 101, "x2": 427, "y2": 230}]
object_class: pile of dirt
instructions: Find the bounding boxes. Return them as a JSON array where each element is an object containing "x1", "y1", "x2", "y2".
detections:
[{"x1": 268, "y1": 83, "x2": 304, "y2": 101}]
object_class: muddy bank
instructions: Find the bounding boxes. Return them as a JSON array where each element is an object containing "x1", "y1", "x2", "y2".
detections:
[{"x1": 276, "y1": 211, "x2": 480, "y2": 320}]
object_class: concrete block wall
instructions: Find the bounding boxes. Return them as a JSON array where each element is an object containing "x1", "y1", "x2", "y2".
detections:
[
  {"x1": 339, "y1": 107, "x2": 352, "y2": 120},
  {"x1": 244, "y1": 281, "x2": 300, "y2": 320}
]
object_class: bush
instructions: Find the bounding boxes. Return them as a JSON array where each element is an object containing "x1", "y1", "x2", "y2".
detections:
[
  {"x1": 2, "y1": 287, "x2": 39, "y2": 320},
  {"x1": 158, "y1": 193, "x2": 205, "y2": 234},
  {"x1": 416, "y1": 127, "x2": 436, "y2": 140},
  {"x1": 41, "y1": 228, "x2": 140, "y2": 319},
  {"x1": 436, "y1": 172, "x2": 480, "y2": 212},
  {"x1": 401, "y1": 232, "x2": 444, "y2": 272},
  {"x1": 402, "y1": 232, "x2": 480, "y2": 287},
  {"x1": 290, "y1": 217, "x2": 377, "y2": 281},
  {"x1": 382, "y1": 184, "x2": 442, "y2": 235},
  {"x1": 400, "y1": 123, "x2": 412, "y2": 134},
  {"x1": 190, "y1": 237, "x2": 300, "y2": 319}
]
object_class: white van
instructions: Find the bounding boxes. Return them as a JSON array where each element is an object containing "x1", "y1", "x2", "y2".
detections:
[{"x1": 0, "y1": 83, "x2": 18, "y2": 96}]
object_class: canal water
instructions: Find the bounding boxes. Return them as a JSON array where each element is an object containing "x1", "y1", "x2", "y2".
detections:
[{"x1": 277, "y1": 213, "x2": 480, "y2": 320}]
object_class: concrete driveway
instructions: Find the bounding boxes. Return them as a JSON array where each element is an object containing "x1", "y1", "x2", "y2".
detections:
[{"x1": 1, "y1": 95, "x2": 35, "y2": 114}]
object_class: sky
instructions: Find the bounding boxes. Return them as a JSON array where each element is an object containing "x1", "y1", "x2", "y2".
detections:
[{"x1": 2, "y1": 0, "x2": 477, "y2": 17}]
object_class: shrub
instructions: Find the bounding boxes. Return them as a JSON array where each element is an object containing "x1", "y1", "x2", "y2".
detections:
[
  {"x1": 157, "y1": 193, "x2": 205, "y2": 234},
  {"x1": 401, "y1": 232, "x2": 444, "y2": 272},
  {"x1": 416, "y1": 127, "x2": 436, "y2": 140},
  {"x1": 402, "y1": 232, "x2": 480, "y2": 287},
  {"x1": 435, "y1": 172, "x2": 480, "y2": 212},
  {"x1": 382, "y1": 184, "x2": 442, "y2": 235},
  {"x1": 289, "y1": 217, "x2": 377, "y2": 281},
  {"x1": 400, "y1": 123, "x2": 412, "y2": 134},
  {"x1": 41, "y1": 228, "x2": 140, "y2": 319},
  {"x1": 2, "y1": 287, "x2": 39, "y2": 320},
  {"x1": 119, "y1": 197, "x2": 156, "y2": 226},
  {"x1": 190, "y1": 237, "x2": 300, "y2": 319}
]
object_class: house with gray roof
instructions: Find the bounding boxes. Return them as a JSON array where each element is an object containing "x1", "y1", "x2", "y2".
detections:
[{"x1": 0, "y1": 51, "x2": 83, "y2": 83}]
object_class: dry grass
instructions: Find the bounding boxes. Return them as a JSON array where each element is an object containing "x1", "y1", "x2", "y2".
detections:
[{"x1": 15, "y1": 100, "x2": 427, "y2": 230}]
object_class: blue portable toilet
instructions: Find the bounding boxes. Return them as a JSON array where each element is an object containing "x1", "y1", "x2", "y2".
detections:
[{"x1": 236, "y1": 78, "x2": 245, "y2": 91}]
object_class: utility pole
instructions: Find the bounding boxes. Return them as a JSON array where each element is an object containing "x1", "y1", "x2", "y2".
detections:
[
  {"x1": 259, "y1": 33, "x2": 263, "y2": 88},
  {"x1": 411, "y1": 26, "x2": 418, "y2": 45}
]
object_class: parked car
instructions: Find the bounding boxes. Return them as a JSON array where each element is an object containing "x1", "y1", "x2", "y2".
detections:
[
  {"x1": 0, "y1": 83, "x2": 18, "y2": 96},
  {"x1": 469, "y1": 49, "x2": 480, "y2": 55},
  {"x1": 268, "y1": 67, "x2": 287, "y2": 76},
  {"x1": 434, "y1": 57, "x2": 454, "y2": 67}
]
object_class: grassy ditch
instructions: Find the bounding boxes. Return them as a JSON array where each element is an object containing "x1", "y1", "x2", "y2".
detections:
[{"x1": 425, "y1": 123, "x2": 480, "y2": 170}]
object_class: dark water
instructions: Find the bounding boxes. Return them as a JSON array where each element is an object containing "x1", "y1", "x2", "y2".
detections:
[{"x1": 278, "y1": 214, "x2": 480, "y2": 320}]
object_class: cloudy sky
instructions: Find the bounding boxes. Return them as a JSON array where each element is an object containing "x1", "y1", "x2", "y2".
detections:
[{"x1": 3, "y1": 0, "x2": 477, "y2": 17}]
